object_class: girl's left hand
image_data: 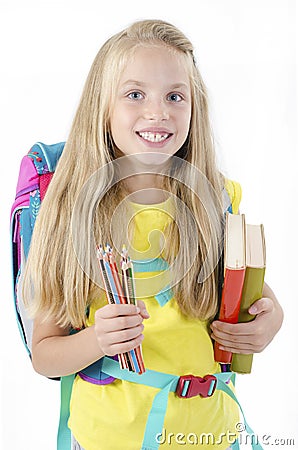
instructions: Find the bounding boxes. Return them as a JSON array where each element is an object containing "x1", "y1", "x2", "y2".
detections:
[{"x1": 210, "y1": 283, "x2": 283, "y2": 354}]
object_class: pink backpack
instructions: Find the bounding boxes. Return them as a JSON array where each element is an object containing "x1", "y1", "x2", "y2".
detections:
[{"x1": 11, "y1": 141, "x2": 65, "y2": 355}]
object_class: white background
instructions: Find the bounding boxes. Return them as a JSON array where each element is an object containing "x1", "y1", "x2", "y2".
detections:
[{"x1": 1, "y1": 0, "x2": 297, "y2": 449}]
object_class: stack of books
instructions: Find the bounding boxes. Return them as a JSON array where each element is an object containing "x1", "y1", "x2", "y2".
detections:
[
  {"x1": 96, "y1": 245, "x2": 145, "y2": 374},
  {"x1": 214, "y1": 212, "x2": 266, "y2": 373}
]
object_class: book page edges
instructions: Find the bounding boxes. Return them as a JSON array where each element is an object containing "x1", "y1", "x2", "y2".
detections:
[
  {"x1": 246, "y1": 224, "x2": 266, "y2": 268},
  {"x1": 225, "y1": 213, "x2": 246, "y2": 270}
]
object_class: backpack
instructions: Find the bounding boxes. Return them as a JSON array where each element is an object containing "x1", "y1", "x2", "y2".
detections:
[
  {"x1": 11, "y1": 142, "x2": 261, "y2": 450},
  {"x1": 11, "y1": 142, "x2": 65, "y2": 355}
]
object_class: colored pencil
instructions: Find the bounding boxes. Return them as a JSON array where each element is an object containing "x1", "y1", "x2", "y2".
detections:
[
  {"x1": 96, "y1": 244, "x2": 145, "y2": 374},
  {"x1": 97, "y1": 246, "x2": 127, "y2": 370}
]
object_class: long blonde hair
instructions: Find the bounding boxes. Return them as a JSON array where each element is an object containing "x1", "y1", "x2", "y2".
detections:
[{"x1": 23, "y1": 19, "x2": 224, "y2": 328}]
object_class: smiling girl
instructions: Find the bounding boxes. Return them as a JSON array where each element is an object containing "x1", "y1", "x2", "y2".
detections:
[{"x1": 22, "y1": 20, "x2": 283, "y2": 450}]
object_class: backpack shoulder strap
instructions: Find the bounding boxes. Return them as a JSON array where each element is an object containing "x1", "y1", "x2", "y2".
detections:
[
  {"x1": 27, "y1": 141, "x2": 66, "y2": 200},
  {"x1": 28, "y1": 141, "x2": 65, "y2": 174},
  {"x1": 224, "y1": 179, "x2": 242, "y2": 214}
]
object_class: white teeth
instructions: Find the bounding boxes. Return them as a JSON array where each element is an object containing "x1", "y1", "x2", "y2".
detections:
[{"x1": 139, "y1": 132, "x2": 169, "y2": 143}]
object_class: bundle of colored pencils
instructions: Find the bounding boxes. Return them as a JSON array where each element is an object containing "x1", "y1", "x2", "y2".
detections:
[{"x1": 96, "y1": 244, "x2": 145, "y2": 374}]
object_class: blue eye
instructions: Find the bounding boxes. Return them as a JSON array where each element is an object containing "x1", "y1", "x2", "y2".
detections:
[
  {"x1": 128, "y1": 91, "x2": 144, "y2": 100},
  {"x1": 167, "y1": 93, "x2": 183, "y2": 102}
]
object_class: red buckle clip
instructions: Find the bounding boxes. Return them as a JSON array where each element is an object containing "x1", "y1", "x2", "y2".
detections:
[{"x1": 176, "y1": 374, "x2": 217, "y2": 399}]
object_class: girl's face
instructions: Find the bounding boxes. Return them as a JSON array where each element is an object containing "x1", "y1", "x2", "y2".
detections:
[{"x1": 110, "y1": 45, "x2": 192, "y2": 159}]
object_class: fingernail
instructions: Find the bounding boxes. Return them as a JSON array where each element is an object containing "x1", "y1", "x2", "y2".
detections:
[
  {"x1": 136, "y1": 307, "x2": 141, "y2": 313},
  {"x1": 250, "y1": 306, "x2": 257, "y2": 314}
]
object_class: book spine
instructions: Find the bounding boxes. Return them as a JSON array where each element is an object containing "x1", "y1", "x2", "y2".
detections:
[
  {"x1": 214, "y1": 267, "x2": 246, "y2": 363},
  {"x1": 231, "y1": 267, "x2": 265, "y2": 373}
]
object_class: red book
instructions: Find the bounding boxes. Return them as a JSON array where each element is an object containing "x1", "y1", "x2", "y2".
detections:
[{"x1": 214, "y1": 213, "x2": 246, "y2": 363}]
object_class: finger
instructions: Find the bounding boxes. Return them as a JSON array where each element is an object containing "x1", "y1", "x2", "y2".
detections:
[
  {"x1": 107, "y1": 334, "x2": 145, "y2": 355},
  {"x1": 214, "y1": 337, "x2": 264, "y2": 353},
  {"x1": 211, "y1": 332, "x2": 256, "y2": 348},
  {"x1": 215, "y1": 343, "x2": 256, "y2": 354},
  {"x1": 136, "y1": 300, "x2": 150, "y2": 319},
  {"x1": 211, "y1": 329, "x2": 265, "y2": 353},
  {"x1": 211, "y1": 320, "x2": 256, "y2": 336},
  {"x1": 105, "y1": 323, "x2": 144, "y2": 345},
  {"x1": 96, "y1": 303, "x2": 140, "y2": 319},
  {"x1": 97, "y1": 313, "x2": 144, "y2": 333},
  {"x1": 248, "y1": 297, "x2": 273, "y2": 315}
]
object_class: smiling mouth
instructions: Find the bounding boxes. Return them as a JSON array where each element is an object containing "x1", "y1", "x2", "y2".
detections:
[{"x1": 137, "y1": 131, "x2": 172, "y2": 143}]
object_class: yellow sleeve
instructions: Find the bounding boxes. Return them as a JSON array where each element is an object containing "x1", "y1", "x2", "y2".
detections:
[{"x1": 224, "y1": 179, "x2": 242, "y2": 214}]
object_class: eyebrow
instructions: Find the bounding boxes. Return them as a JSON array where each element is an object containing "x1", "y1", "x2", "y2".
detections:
[{"x1": 120, "y1": 80, "x2": 189, "y2": 90}]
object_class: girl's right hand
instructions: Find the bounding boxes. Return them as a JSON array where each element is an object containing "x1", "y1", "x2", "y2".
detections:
[{"x1": 94, "y1": 301, "x2": 150, "y2": 356}]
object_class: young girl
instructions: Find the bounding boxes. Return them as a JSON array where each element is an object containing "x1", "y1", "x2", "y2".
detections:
[{"x1": 22, "y1": 20, "x2": 283, "y2": 450}]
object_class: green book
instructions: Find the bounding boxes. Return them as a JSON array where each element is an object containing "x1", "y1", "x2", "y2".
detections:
[{"x1": 231, "y1": 224, "x2": 266, "y2": 374}]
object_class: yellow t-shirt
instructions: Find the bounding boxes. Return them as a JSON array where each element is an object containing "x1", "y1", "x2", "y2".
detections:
[{"x1": 69, "y1": 193, "x2": 240, "y2": 450}]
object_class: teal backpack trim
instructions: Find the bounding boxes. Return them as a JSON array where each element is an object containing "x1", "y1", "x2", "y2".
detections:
[
  {"x1": 154, "y1": 286, "x2": 173, "y2": 307},
  {"x1": 57, "y1": 375, "x2": 75, "y2": 450},
  {"x1": 56, "y1": 358, "x2": 262, "y2": 450},
  {"x1": 132, "y1": 258, "x2": 173, "y2": 307},
  {"x1": 29, "y1": 141, "x2": 65, "y2": 174},
  {"x1": 64, "y1": 357, "x2": 262, "y2": 450},
  {"x1": 132, "y1": 258, "x2": 169, "y2": 273}
]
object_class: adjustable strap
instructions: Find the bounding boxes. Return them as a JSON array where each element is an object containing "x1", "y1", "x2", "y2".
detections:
[
  {"x1": 132, "y1": 258, "x2": 174, "y2": 308},
  {"x1": 57, "y1": 374, "x2": 75, "y2": 450},
  {"x1": 101, "y1": 358, "x2": 260, "y2": 450},
  {"x1": 57, "y1": 358, "x2": 263, "y2": 450}
]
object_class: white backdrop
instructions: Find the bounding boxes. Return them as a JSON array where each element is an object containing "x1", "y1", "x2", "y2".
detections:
[{"x1": 1, "y1": 0, "x2": 297, "y2": 449}]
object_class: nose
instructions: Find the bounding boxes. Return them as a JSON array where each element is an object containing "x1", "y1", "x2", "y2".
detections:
[{"x1": 143, "y1": 99, "x2": 169, "y2": 121}]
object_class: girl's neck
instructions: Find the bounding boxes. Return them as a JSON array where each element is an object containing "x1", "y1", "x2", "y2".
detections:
[{"x1": 124, "y1": 174, "x2": 168, "y2": 205}]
